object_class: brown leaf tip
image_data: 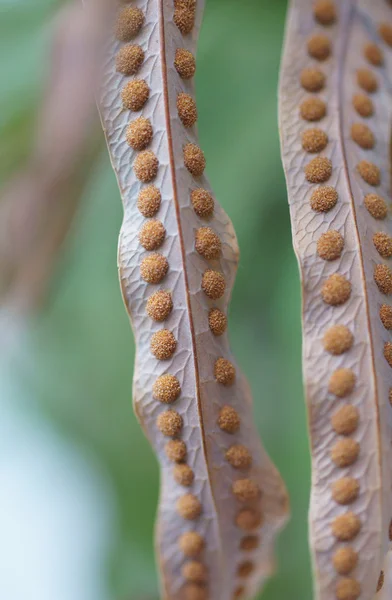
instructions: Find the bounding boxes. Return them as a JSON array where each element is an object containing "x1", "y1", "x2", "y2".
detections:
[
  {"x1": 300, "y1": 97, "x2": 327, "y2": 121},
  {"x1": 177, "y1": 92, "x2": 198, "y2": 128},
  {"x1": 165, "y1": 439, "x2": 187, "y2": 463},
  {"x1": 235, "y1": 508, "x2": 263, "y2": 531},
  {"x1": 332, "y1": 477, "x2": 360, "y2": 505},
  {"x1": 134, "y1": 150, "x2": 159, "y2": 182},
  {"x1": 139, "y1": 219, "x2": 165, "y2": 250},
  {"x1": 208, "y1": 308, "x2": 227, "y2": 336},
  {"x1": 157, "y1": 410, "x2": 183, "y2": 437},
  {"x1": 202, "y1": 269, "x2": 225, "y2": 299},
  {"x1": 179, "y1": 531, "x2": 205, "y2": 557},
  {"x1": 302, "y1": 128, "x2": 328, "y2": 153},
  {"x1": 191, "y1": 189, "x2": 214, "y2": 218},
  {"x1": 146, "y1": 290, "x2": 173, "y2": 322},
  {"x1": 116, "y1": 44, "x2": 144, "y2": 75},
  {"x1": 331, "y1": 439, "x2": 360, "y2": 468},
  {"x1": 331, "y1": 405, "x2": 359, "y2": 436},
  {"x1": 195, "y1": 227, "x2": 221, "y2": 259},
  {"x1": 374, "y1": 263, "x2": 392, "y2": 294},
  {"x1": 323, "y1": 325, "x2": 353, "y2": 355},
  {"x1": 150, "y1": 329, "x2": 177, "y2": 360},
  {"x1": 176, "y1": 494, "x2": 202, "y2": 520},
  {"x1": 377, "y1": 571, "x2": 384, "y2": 592},
  {"x1": 317, "y1": 230, "x2": 344, "y2": 261},
  {"x1": 126, "y1": 116, "x2": 153, "y2": 150},
  {"x1": 351, "y1": 122, "x2": 375, "y2": 149},
  {"x1": 380, "y1": 304, "x2": 392, "y2": 330},
  {"x1": 373, "y1": 232, "x2": 392, "y2": 258},
  {"x1": 300, "y1": 68, "x2": 326, "y2": 92},
  {"x1": 364, "y1": 42, "x2": 383, "y2": 66},
  {"x1": 305, "y1": 156, "x2": 332, "y2": 183},
  {"x1": 153, "y1": 373, "x2": 180, "y2": 403},
  {"x1": 232, "y1": 479, "x2": 260, "y2": 502},
  {"x1": 226, "y1": 444, "x2": 252, "y2": 470},
  {"x1": 218, "y1": 405, "x2": 240, "y2": 433},
  {"x1": 332, "y1": 547, "x2": 358, "y2": 575},
  {"x1": 115, "y1": 7, "x2": 144, "y2": 42},
  {"x1": 174, "y1": 464, "x2": 195, "y2": 487},
  {"x1": 310, "y1": 186, "x2": 338, "y2": 212},
  {"x1": 331, "y1": 512, "x2": 361, "y2": 541},
  {"x1": 140, "y1": 253, "x2": 168, "y2": 283},
  {"x1": 184, "y1": 144, "x2": 206, "y2": 177},
  {"x1": 214, "y1": 357, "x2": 236, "y2": 385},
  {"x1": 307, "y1": 34, "x2": 332, "y2": 61},
  {"x1": 336, "y1": 578, "x2": 361, "y2": 600},
  {"x1": 175, "y1": 48, "x2": 196, "y2": 79},
  {"x1": 121, "y1": 79, "x2": 149, "y2": 111},
  {"x1": 137, "y1": 185, "x2": 161, "y2": 217},
  {"x1": 328, "y1": 369, "x2": 356, "y2": 398},
  {"x1": 352, "y1": 93, "x2": 374, "y2": 118},
  {"x1": 364, "y1": 193, "x2": 387, "y2": 219},
  {"x1": 357, "y1": 68, "x2": 378, "y2": 93},
  {"x1": 321, "y1": 274, "x2": 351, "y2": 306},
  {"x1": 313, "y1": 0, "x2": 336, "y2": 26}
]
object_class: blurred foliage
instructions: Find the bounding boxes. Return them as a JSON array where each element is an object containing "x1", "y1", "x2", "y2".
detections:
[{"x1": 0, "y1": 0, "x2": 312, "y2": 598}]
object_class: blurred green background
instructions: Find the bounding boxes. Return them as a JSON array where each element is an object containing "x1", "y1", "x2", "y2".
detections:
[{"x1": 0, "y1": 0, "x2": 312, "y2": 598}]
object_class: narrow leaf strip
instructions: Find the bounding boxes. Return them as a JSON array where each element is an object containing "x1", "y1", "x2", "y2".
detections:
[
  {"x1": 98, "y1": 1, "x2": 289, "y2": 598},
  {"x1": 279, "y1": 1, "x2": 392, "y2": 599}
]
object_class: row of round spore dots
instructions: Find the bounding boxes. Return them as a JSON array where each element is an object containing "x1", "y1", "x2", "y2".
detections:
[
  {"x1": 171, "y1": 3, "x2": 264, "y2": 599},
  {"x1": 355, "y1": 14, "x2": 392, "y2": 596},
  {"x1": 300, "y1": 3, "x2": 365, "y2": 600}
]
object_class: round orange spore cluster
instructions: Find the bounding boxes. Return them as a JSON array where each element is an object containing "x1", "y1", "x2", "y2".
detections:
[
  {"x1": 352, "y1": 93, "x2": 373, "y2": 118},
  {"x1": 208, "y1": 308, "x2": 227, "y2": 336},
  {"x1": 328, "y1": 369, "x2": 356, "y2": 398},
  {"x1": 181, "y1": 584, "x2": 207, "y2": 600},
  {"x1": 174, "y1": 464, "x2": 195, "y2": 487},
  {"x1": 323, "y1": 325, "x2": 353, "y2": 355},
  {"x1": 174, "y1": 48, "x2": 196, "y2": 79},
  {"x1": 182, "y1": 561, "x2": 207, "y2": 584},
  {"x1": 235, "y1": 509, "x2": 263, "y2": 532},
  {"x1": 191, "y1": 189, "x2": 214, "y2": 217},
  {"x1": 351, "y1": 123, "x2": 374, "y2": 149},
  {"x1": 226, "y1": 445, "x2": 252, "y2": 470},
  {"x1": 333, "y1": 547, "x2": 358, "y2": 575},
  {"x1": 139, "y1": 219, "x2": 165, "y2": 250},
  {"x1": 331, "y1": 439, "x2": 360, "y2": 468},
  {"x1": 157, "y1": 410, "x2": 183, "y2": 437},
  {"x1": 232, "y1": 479, "x2": 260, "y2": 502},
  {"x1": 317, "y1": 230, "x2": 344, "y2": 260},
  {"x1": 331, "y1": 405, "x2": 359, "y2": 436},
  {"x1": 374, "y1": 264, "x2": 392, "y2": 294},
  {"x1": 336, "y1": 578, "x2": 361, "y2": 600},
  {"x1": 380, "y1": 304, "x2": 392, "y2": 330},
  {"x1": 140, "y1": 253, "x2": 168, "y2": 283},
  {"x1": 165, "y1": 439, "x2": 187, "y2": 463},
  {"x1": 134, "y1": 150, "x2": 159, "y2": 182},
  {"x1": 177, "y1": 494, "x2": 202, "y2": 520},
  {"x1": 307, "y1": 34, "x2": 331, "y2": 60},
  {"x1": 380, "y1": 23, "x2": 392, "y2": 47},
  {"x1": 137, "y1": 186, "x2": 161, "y2": 217},
  {"x1": 116, "y1": 44, "x2": 144, "y2": 75},
  {"x1": 195, "y1": 227, "x2": 221, "y2": 259},
  {"x1": 202, "y1": 270, "x2": 225, "y2": 299},
  {"x1": 240, "y1": 536, "x2": 259, "y2": 551},
  {"x1": 300, "y1": 68, "x2": 325, "y2": 92},
  {"x1": 373, "y1": 232, "x2": 392, "y2": 258},
  {"x1": 115, "y1": 7, "x2": 144, "y2": 42},
  {"x1": 310, "y1": 186, "x2": 338, "y2": 212},
  {"x1": 179, "y1": 531, "x2": 205, "y2": 557},
  {"x1": 364, "y1": 42, "x2": 383, "y2": 67},
  {"x1": 214, "y1": 358, "x2": 236, "y2": 385},
  {"x1": 357, "y1": 68, "x2": 378, "y2": 93},
  {"x1": 150, "y1": 329, "x2": 177, "y2": 360},
  {"x1": 321, "y1": 274, "x2": 351, "y2": 306},
  {"x1": 126, "y1": 116, "x2": 153, "y2": 150},
  {"x1": 174, "y1": 0, "x2": 196, "y2": 34},
  {"x1": 153, "y1": 374, "x2": 180, "y2": 403},
  {"x1": 121, "y1": 79, "x2": 149, "y2": 111},
  {"x1": 332, "y1": 512, "x2": 361, "y2": 541},
  {"x1": 384, "y1": 342, "x2": 392, "y2": 367},
  {"x1": 218, "y1": 405, "x2": 240, "y2": 433},
  {"x1": 302, "y1": 128, "x2": 328, "y2": 153},
  {"x1": 300, "y1": 97, "x2": 327, "y2": 121},
  {"x1": 177, "y1": 93, "x2": 198, "y2": 128},
  {"x1": 332, "y1": 477, "x2": 359, "y2": 505},
  {"x1": 184, "y1": 144, "x2": 206, "y2": 177},
  {"x1": 305, "y1": 156, "x2": 332, "y2": 183},
  {"x1": 237, "y1": 561, "x2": 254, "y2": 577},
  {"x1": 146, "y1": 290, "x2": 173, "y2": 322},
  {"x1": 365, "y1": 193, "x2": 387, "y2": 219}
]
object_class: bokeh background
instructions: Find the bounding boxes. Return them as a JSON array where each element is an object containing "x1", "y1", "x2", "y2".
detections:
[{"x1": 0, "y1": 0, "x2": 312, "y2": 598}]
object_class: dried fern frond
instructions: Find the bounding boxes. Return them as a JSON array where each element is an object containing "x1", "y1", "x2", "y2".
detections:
[
  {"x1": 97, "y1": 1, "x2": 289, "y2": 598},
  {"x1": 279, "y1": 1, "x2": 392, "y2": 599}
]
